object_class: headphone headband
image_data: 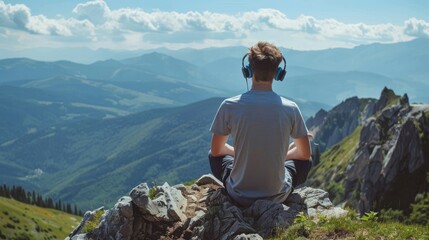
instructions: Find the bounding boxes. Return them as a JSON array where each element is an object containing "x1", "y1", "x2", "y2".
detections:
[{"x1": 241, "y1": 53, "x2": 287, "y2": 81}]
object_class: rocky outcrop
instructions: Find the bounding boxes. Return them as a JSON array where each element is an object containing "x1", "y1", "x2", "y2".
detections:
[
  {"x1": 344, "y1": 90, "x2": 429, "y2": 214},
  {"x1": 306, "y1": 96, "x2": 376, "y2": 152},
  {"x1": 67, "y1": 175, "x2": 346, "y2": 240}
]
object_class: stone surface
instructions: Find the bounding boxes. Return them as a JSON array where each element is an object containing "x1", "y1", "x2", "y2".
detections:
[
  {"x1": 67, "y1": 181, "x2": 346, "y2": 240},
  {"x1": 89, "y1": 196, "x2": 134, "y2": 240},
  {"x1": 306, "y1": 95, "x2": 376, "y2": 152},
  {"x1": 342, "y1": 89, "x2": 429, "y2": 215},
  {"x1": 195, "y1": 174, "x2": 224, "y2": 187},
  {"x1": 129, "y1": 182, "x2": 187, "y2": 222}
]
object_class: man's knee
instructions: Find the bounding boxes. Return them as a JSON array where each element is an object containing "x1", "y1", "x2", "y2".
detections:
[
  {"x1": 208, "y1": 150, "x2": 224, "y2": 181},
  {"x1": 290, "y1": 159, "x2": 312, "y2": 188}
]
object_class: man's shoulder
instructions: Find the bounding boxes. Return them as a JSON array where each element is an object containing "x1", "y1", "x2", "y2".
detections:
[
  {"x1": 222, "y1": 94, "x2": 242, "y2": 104},
  {"x1": 278, "y1": 95, "x2": 299, "y2": 108}
]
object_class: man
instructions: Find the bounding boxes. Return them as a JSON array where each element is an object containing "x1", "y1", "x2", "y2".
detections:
[{"x1": 209, "y1": 42, "x2": 312, "y2": 207}]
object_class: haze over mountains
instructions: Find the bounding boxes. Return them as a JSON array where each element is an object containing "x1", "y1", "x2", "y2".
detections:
[{"x1": 0, "y1": 38, "x2": 428, "y2": 210}]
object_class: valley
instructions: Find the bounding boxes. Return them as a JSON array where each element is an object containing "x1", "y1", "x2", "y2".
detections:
[{"x1": 0, "y1": 39, "x2": 428, "y2": 213}]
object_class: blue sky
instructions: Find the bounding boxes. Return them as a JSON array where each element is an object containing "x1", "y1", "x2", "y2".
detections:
[
  {"x1": 8, "y1": 0, "x2": 429, "y2": 24},
  {"x1": 1, "y1": 0, "x2": 428, "y2": 52}
]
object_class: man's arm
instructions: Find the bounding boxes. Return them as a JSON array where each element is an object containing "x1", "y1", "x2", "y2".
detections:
[
  {"x1": 211, "y1": 133, "x2": 235, "y2": 157},
  {"x1": 285, "y1": 135, "x2": 311, "y2": 160}
]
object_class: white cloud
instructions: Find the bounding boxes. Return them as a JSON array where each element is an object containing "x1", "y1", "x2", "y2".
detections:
[
  {"x1": 0, "y1": 1, "x2": 72, "y2": 35},
  {"x1": 72, "y1": 0, "x2": 110, "y2": 25},
  {"x1": 0, "y1": 1, "x2": 428, "y2": 50},
  {"x1": 404, "y1": 18, "x2": 429, "y2": 39}
]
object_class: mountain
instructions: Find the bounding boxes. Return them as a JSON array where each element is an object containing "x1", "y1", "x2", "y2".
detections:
[
  {"x1": 0, "y1": 53, "x2": 230, "y2": 142},
  {"x1": 0, "y1": 98, "x2": 223, "y2": 210},
  {"x1": 282, "y1": 38, "x2": 429, "y2": 83},
  {"x1": 0, "y1": 196, "x2": 80, "y2": 239},
  {"x1": 2, "y1": 39, "x2": 428, "y2": 107},
  {"x1": 0, "y1": 85, "x2": 130, "y2": 144},
  {"x1": 307, "y1": 88, "x2": 429, "y2": 215},
  {"x1": 306, "y1": 95, "x2": 377, "y2": 152},
  {"x1": 0, "y1": 93, "x2": 327, "y2": 210},
  {"x1": 175, "y1": 38, "x2": 429, "y2": 105}
]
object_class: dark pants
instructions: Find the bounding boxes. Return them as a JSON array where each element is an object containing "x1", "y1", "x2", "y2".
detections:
[{"x1": 208, "y1": 152, "x2": 312, "y2": 189}]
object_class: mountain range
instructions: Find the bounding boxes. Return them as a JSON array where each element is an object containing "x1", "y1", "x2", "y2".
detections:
[
  {"x1": 0, "y1": 98, "x2": 222, "y2": 210},
  {"x1": 1, "y1": 38, "x2": 429, "y2": 210}
]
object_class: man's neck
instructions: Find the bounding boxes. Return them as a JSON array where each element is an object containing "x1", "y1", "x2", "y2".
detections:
[{"x1": 251, "y1": 79, "x2": 273, "y2": 91}]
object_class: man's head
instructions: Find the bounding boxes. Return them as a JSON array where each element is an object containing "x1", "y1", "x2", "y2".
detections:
[{"x1": 248, "y1": 42, "x2": 283, "y2": 82}]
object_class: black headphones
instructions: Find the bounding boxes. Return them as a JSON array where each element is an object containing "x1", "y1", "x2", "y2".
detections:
[{"x1": 241, "y1": 53, "x2": 287, "y2": 81}]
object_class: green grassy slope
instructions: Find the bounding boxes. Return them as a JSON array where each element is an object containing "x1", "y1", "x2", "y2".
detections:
[
  {"x1": 0, "y1": 196, "x2": 80, "y2": 240},
  {"x1": 272, "y1": 211, "x2": 429, "y2": 240},
  {"x1": 307, "y1": 126, "x2": 362, "y2": 204}
]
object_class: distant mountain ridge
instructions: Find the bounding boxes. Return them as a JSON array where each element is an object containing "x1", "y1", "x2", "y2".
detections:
[
  {"x1": 1, "y1": 38, "x2": 428, "y2": 106},
  {"x1": 306, "y1": 95, "x2": 376, "y2": 152}
]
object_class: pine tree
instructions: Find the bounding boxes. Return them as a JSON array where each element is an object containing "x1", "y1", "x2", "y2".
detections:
[
  {"x1": 47, "y1": 197, "x2": 54, "y2": 209},
  {"x1": 32, "y1": 191, "x2": 36, "y2": 205},
  {"x1": 4, "y1": 185, "x2": 10, "y2": 198},
  {"x1": 66, "y1": 203, "x2": 72, "y2": 214},
  {"x1": 26, "y1": 191, "x2": 32, "y2": 204}
]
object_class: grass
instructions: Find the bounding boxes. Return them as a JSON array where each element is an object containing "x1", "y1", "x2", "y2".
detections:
[
  {"x1": 271, "y1": 211, "x2": 429, "y2": 240},
  {"x1": 0, "y1": 196, "x2": 81, "y2": 240},
  {"x1": 307, "y1": 126, "x2": 362, "y2": 203},
  {"x1": 83, "y1": 209, "x2": 104, "y2": 234}
]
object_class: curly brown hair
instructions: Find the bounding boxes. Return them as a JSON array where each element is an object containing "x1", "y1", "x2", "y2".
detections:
[{"x1": 248, "y1": 42, "x2": 283, "y2": 82}]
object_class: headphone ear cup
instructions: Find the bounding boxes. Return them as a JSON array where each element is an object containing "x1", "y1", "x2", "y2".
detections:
[
  {"x1": 275, "y1": 67, "x2": 286, "y2": 81},
  {"x1": 278, "y1": 69, "x2": 286, "y2": 81},
  {"x1": 242, "y1": 65, "x2": 252, "y2": 78},
  {"x1": 241, "y1": 67, "x2": 249, "y2": 78}
]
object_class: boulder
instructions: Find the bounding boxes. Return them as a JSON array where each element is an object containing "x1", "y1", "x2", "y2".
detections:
[
  {"x1": 342, "y1": 94, "x2": 429, "y2": 215},
  {"x1": 67, "y1": 175, "x2": 347, "y2": 240},
  {"x1": 129, "y1": 182, "x2": 187, "y2": 222}
]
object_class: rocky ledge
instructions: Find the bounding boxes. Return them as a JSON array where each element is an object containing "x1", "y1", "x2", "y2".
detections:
[{"x1": 66, "y1": 175, "x2": 346, "y2": 240}]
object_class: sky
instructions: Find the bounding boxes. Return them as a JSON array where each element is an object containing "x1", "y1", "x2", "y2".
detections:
[{"x1": 1, "y1": 0, "x2": 428, "y2": 53}]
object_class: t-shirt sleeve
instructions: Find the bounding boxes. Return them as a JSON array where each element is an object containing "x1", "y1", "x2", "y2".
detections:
[
  {"x1": 290, "y1": 104, "x2": 308, "y2": 138},
  {"x1": 210, "y1": 101, "x2": 230, "y2": 136}
]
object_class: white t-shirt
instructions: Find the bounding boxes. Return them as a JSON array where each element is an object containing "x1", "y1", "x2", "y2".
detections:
[{"x1": 210, "y1": 90, "x2": 308, "y2": 206}]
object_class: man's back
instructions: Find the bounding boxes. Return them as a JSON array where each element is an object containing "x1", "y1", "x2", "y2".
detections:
[
  {"x1": 209, "y1": 41, "x2": 311, "y2": 207},
  {"x1": 211, "y1": 90, "x2": 308, "y2": 206}
]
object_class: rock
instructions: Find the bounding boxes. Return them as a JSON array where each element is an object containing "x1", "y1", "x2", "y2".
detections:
[
  {"x1": 196, "y1": 201, "x2": 256, "y2": 240},
  {"x1": 291, "y1": 187, "x2": 347, "y2": 219},
  {"x1": 243, "y1": 200, "x2": 293, "y2": 237},
  {"x1": 191, "y1": 187, "x2": 347, "y2": 239},
  {"x1": 95, "y1": 196, "x2": 134, "y2": 240},
  {"x1": 173, "y1": 183, "x2": 188, "y2": 195},
  {"x1": 195, "y1": 174, "x2": 224, "y2": 187},
  {"x1": 189, "y1": 210, "x2": 205, "y2": 230},
  {"x1": 67, "y1": 207, "x2": 104, "y2": 239},
  {"x1": 67, "y1": 182, "x2": 347, "y2": 240},
  {"x1": 341, "y1": 91, "x2": 429, "y2": 215},
  {"x1": 306, "y1": 95, "x2": 376, "y2": 152},
  {"x1": 306, "y1": 109, "x2": 328, "y2": 129},
  {"x1": 191, "y1": 184, "x2": 200, "y2": 191},
  {"x1": 67, "y1": 234, "x2": 86, "y2": 240},
  {"x1": 129, "y1": 182, "x2": 187, "y2": 222},
  {"x1": 233, "y1": 233, "x2": 263, "y2": 240}
]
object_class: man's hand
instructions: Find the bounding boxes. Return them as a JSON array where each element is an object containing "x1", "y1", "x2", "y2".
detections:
[
  {"x1": 211, "y1": 133, "x2": 235, "y2": 157},
  {"x1": 286, "y1": 134, "x2": 311, "y2": 160}
]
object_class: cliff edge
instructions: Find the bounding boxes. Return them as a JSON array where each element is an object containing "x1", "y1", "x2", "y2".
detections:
[{"x1": 66, "y1": 175, "x2": 346, "y2": 240}]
